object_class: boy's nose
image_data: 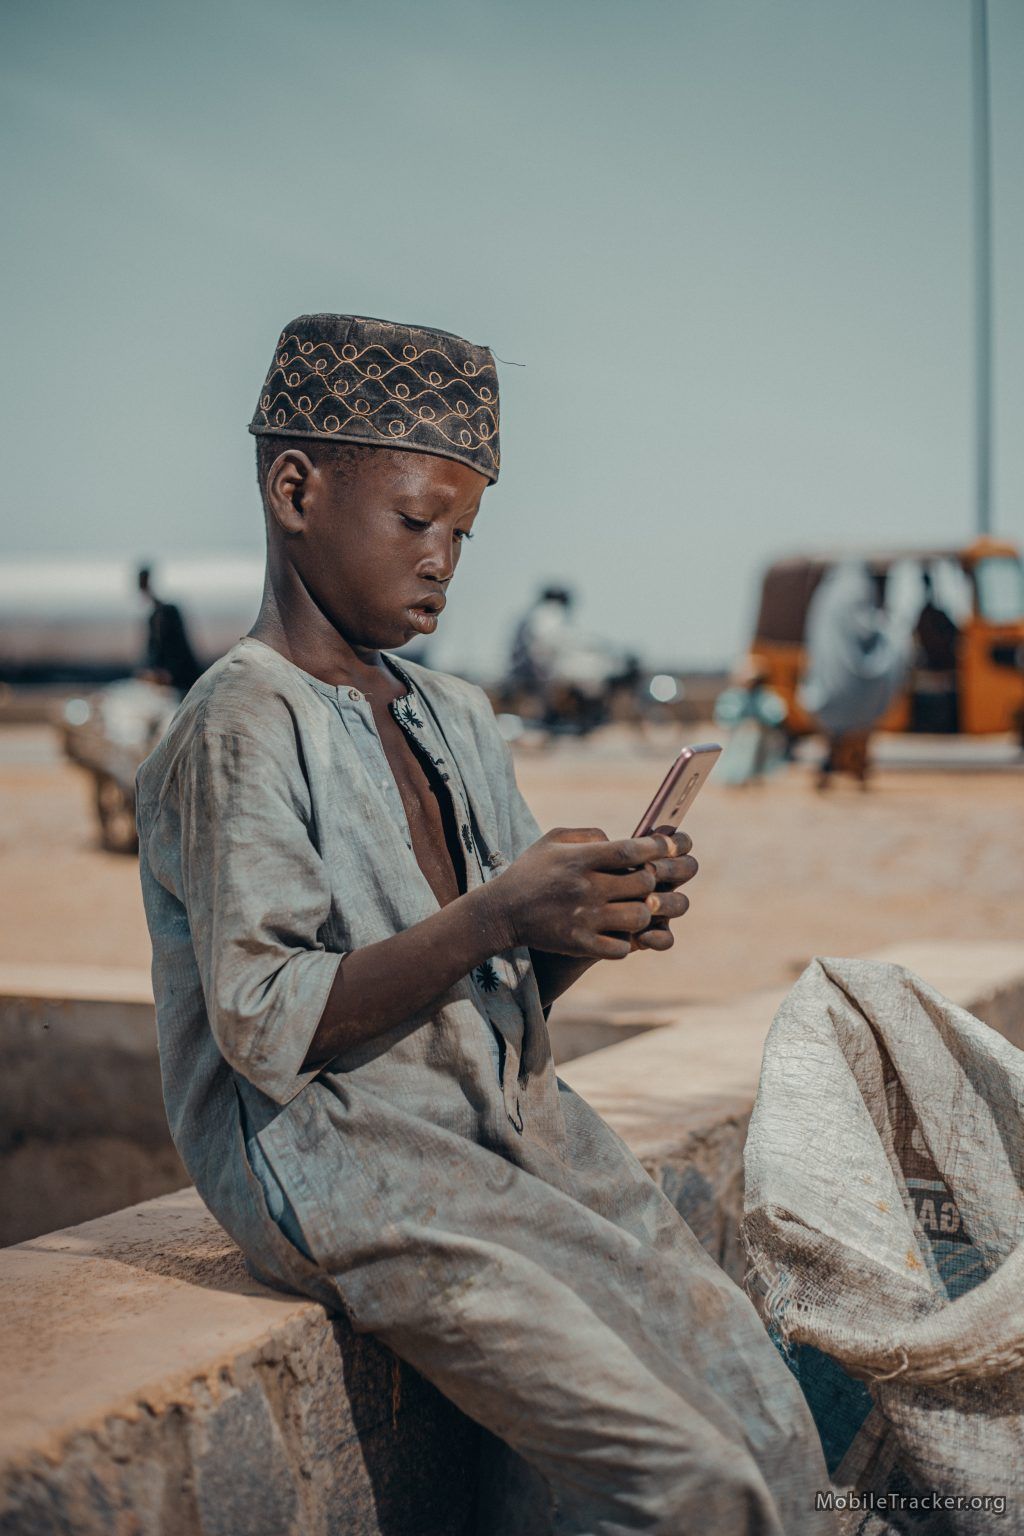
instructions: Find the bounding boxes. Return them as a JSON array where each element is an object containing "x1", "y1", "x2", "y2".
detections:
[{"x1": 421, "y1": 532, "x2": 457, "y2": 582}]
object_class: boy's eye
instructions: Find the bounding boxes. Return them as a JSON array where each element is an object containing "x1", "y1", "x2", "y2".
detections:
[{"x1": 398, "y1": 513, "x2": 473, "y2": 543}]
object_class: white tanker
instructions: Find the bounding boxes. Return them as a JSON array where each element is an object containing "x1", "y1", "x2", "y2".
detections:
[{"x1": 0, "y1": 555, "x2": 264, "y2": 682}]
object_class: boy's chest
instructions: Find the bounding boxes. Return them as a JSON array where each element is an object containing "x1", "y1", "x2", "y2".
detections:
[{"x1": 369, "y1": 697, "x2": 465, "y2": 909}]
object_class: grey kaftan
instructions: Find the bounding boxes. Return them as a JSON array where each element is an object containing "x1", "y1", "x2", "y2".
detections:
[{"x1": 136, "y1": 637, "x2": 830, "y2": 1535}]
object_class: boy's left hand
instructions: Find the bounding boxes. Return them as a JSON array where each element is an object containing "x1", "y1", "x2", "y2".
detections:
[
  {"x1": 544, "y1": 825, "x2": 697, "y2": 953},
  {"x1": 633, "y1": 824, "x2": 698, "y2": 951}
]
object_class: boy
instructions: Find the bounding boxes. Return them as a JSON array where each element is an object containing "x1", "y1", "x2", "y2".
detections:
[{"x1": 137, "y1": 314, "x2": 828, "y2": 1534}]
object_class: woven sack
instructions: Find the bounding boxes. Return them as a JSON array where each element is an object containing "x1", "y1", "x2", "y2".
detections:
[{"x1": 743, "y1": 959, "x2": 1024, "y2": 1535}]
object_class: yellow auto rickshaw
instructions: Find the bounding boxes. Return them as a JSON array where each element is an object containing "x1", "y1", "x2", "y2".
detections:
[{"x1": 748, "y1": 537, "x2": 1024, "y2": 740}]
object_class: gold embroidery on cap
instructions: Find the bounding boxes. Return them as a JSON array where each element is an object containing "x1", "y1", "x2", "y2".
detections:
[{"x1": 252, "y1": 327, "x2": 500, "y2": 478}]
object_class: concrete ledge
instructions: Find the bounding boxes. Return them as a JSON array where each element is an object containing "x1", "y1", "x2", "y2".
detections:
[
  {"x1": 3, "y1": 942, "x2": 1022, "y2": 1532},
  {"x1": 1, "y1": 1193, "x2": 484, "y2": 1536},
  {"x1": 0, "y1": 963, "x2": 158, "y2": 1147},
  {"x1": 0, "y1": 964, "x2": 673, "y2": 1243},
  {"x1": 0, "y1": 964, "x2": 186, "y2": 1245}
]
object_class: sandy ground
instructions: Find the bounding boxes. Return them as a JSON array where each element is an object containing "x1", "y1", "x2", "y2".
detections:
[{"x1": 2, "y1": 722, "x2": 1022, "y2": 1012}]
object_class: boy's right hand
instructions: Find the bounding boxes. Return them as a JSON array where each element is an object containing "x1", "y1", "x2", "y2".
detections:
[{"x1": 486, "y1": 828, "x2": 680, "y2": 960}]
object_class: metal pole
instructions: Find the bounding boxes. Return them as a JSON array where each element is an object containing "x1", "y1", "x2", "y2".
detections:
[{"x1": 971, "y1": 0, "x2": 993, "y2": 537}]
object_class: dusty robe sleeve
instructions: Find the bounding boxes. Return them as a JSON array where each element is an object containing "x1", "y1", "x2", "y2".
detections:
[
  {"x1": 491, "y1": 722, "x2": 542, "y2": 861},
  {"x1": 177, "y1": 725, "x2": 343, "y2": 1105}
]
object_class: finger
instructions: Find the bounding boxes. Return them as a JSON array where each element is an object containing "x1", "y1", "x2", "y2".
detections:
[
  {"x1": 585, "y1": 835, "x2": 675, "y2": 871},
  {"x1": 573, "y1": 928, "x2": 634, "y2": 960},
  {"x1": 597, "y1": 901, "x2": 653, "y2": 935},
  {"x1": 643, "y1": 891, "x2": 690, "y2": 920},
  {"x1": 628, "y1": 911, "x2": 668, "y2": 941},
  {"x1": 651, "y1": 825, "x2": 693, "y2": 856},
  {"x1": 592, "y1": 867, "x2": 658, "y2": 901},
  {"x1": 589, "y1": 933, "x2": 634, "y2": 960},
  {"x1": 636, "y1": 926, "x2": 675, "y2": 951},
  {"x1": 650, "y1": 854, "x2": 699, "y2": 888}
]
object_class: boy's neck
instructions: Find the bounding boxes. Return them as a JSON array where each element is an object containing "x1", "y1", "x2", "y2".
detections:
[{"x1": 249, "y1": 579, "x2": 392, "y2": 694}]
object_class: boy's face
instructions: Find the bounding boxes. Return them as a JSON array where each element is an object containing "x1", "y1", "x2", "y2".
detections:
[{"x1": 271, "y1": 446, "x2": 487, "y2": 651}]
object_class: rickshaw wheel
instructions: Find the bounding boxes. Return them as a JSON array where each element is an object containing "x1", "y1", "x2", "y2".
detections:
[{"x1": 94, "y1": 773, "x2": 139, "y2": 855}]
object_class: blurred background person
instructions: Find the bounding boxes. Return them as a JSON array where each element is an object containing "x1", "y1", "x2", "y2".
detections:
[
  {"x1": 713, "y1": 664, "x2": 788, "y2": 786},
  {"x1": 910, "y1": 567, "x2": 962, "y2": 733},
  {"x1": 799, "y1": 562, "x2": 913, "y2": 789},
  {"x1": 915, "y1": 569, "x2": 961, "y2": 673},
  {"x1": 57, "y1": 563, "x2": 204, "y2": 849},
  {"x1": 138, "y1": 564, "x2": 201, "y2": 697},
  {"x1": 507, "y1": 586, "x2": 580, "y2": 710},
  {"x1": 504, "y1": 585, "x2": 640, "y2": 736}
]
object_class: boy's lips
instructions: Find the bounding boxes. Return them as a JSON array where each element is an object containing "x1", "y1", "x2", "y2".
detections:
[{"x1": 406, "y1": 592, "x2": 446, "y2": 634}]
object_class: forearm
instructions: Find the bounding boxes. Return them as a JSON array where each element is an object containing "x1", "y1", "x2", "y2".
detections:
[
  {"x1": 303, "y1": 882, "x2": 508, "y2": 1069},
  {"x1": 529, "y1": 951, "x2": 597, "y2": 1008}
]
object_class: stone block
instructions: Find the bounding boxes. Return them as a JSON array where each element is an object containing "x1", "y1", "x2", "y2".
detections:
[{"x1": 0, "y1": 1194, "x2": 478, "y2": 1535}]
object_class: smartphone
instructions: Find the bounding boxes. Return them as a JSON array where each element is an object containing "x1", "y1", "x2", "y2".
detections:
[{"x1": 632, "y1": 743, "x2": 722, "y2": 837}]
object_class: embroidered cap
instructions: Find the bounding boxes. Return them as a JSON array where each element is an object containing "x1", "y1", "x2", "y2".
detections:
[{"x1": 249, "y1": 313, "x2": 500, "y2": 483}]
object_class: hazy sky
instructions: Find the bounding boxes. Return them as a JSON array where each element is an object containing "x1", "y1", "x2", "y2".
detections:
[{"x1": 3, "y1": 0, "x2": 1022, "y2": 671}]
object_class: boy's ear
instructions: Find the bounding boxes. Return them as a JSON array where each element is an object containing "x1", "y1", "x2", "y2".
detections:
[{"x1": 266, "y1": 449, "x2": 315, "y2": 535}]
